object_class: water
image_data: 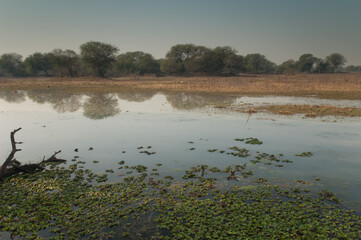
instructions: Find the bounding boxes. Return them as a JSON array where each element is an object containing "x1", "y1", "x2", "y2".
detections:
[
  {"x1": 1, "y1": 90, "x2": 361, "y2": 211},
  {"x1": 234, "y1": 95, "x2": 361, "y2": 108}
]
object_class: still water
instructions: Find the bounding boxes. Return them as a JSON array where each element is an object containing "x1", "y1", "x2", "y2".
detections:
[{"x1": 0, "y1": 90, "x2": 361, "y2": 210}]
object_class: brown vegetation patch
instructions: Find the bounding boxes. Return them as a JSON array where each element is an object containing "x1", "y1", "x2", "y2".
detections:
[
  {"x1": 239, "y1": 104, "x2": 361, "y2": 118},
  {"x1": 0, "y1": 73, "x2": 361, "y2": 100}
]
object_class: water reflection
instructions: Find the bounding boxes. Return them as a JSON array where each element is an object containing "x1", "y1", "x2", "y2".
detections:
[
  {"x1": 26, "y1": 90, "x2": 54, "y2": 104},
  {"x1": 0, "y1": 90, "x2": 26, "y2": 103},
  {"x1": 53, "y1": 94, "x2": 82, "y2": 113},
  {"x1": 117, "y1": 91, "x2": 156, "y2": 102},
  {"x1": 0, "y1": 90, "x2": 240, "y2": 119},
  {"x1": 83, "y1": 93, "x2": 120, "y2": 120},
  {"x1": 27, "y1": 91, "x2": 82, "y2": 113},
  {"x1": 166, "y1": 92, "x2": 237, "y2": 110},
  {"x1": 2, "y1": 90, "x2": 359, "y2": 121}
]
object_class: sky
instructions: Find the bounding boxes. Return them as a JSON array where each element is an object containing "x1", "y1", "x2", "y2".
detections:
[{"x1": 1, "y1": 0, "x2": 361, "y2": 65}]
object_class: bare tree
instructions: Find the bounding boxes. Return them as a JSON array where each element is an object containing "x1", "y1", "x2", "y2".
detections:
[{"x1": 0, "y1": 128, "x2": 66, "y2": 181}]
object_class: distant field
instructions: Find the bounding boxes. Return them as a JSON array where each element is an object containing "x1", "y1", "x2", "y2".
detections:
[{"x1": 1, "y1": 73, "x2": 361, "y2": 100}]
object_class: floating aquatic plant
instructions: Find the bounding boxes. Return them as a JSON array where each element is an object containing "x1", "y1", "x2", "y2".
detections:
[
  {"x1": 235, "y1": 137, "x2": 263, "y2": 145},
  {"x1": 0, "y1": 160, "x2": 360, "y2": 239},
  {"x1": 1, "y1": 136, "x2": 360, "y2": 239},
  {"x1": 139, "y1": 150, "x2": 156, "y2": 155},
  {"x1": 295, "y1": 152, "x2": 313, "y2": 157}
]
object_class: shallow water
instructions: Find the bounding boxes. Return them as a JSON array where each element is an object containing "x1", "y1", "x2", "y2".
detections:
[
  {"x1": 234, "y1": 95, "x2": 361, "y2": 108},
  {"x1": 1, "y1": 90, "x2": 361, "y2": 210}
]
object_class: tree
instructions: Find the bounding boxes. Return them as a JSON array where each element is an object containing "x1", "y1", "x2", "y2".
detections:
[
  {"x1": 80, "y1": 41, "x2": 118, "y2": 77},
  {"x1": 196, "y1": 47, "x2": 244, "y2": 75},
  {"x1": 160, "y1": 59, "x2": 183, "y2": 74},
  {"x1": 49, "y1": 49, "x2": 79, "y2": 77},
  {"x1": 0, "y1": 53, "x2": 26, "y2": 76},
  {"x1": 114, "y1": 52, "x2": 140, "y2": 74},
  {"x1": 137, "y1": 54, "x2": 160, "y2": 74},
  {"x1": 297, "y1": 54, "x2": 317, "y2": 73},
  {"x1": 220, "y1": 50, "x2": 245, "y2": 75},
  {"x1": 245, "y1": 54, "x2": 275, "y2": 74},
  {"x1": 114, "y1": 51, "x2": 160, "y2": 75},
  {"x1": 163, "y1": 44, "x2": 245, "y2": 75},
  {"x1": 345, "y1": 65, "x2": 361, "y2": 72},
  {"x1": 275, "y1": 59, "x2": 297, "y2": 74},
  {"x1": 194, "y1": 50, "x2": 223, "y2": 75},
  {"x1": 325, "y1": 53, "x2": 346, "y2": 73},
  {"x1": 312, "y1": 58, "x2": 329, "y2": 73},
  {"x1": 24, "y1": 52, "x2": 53, "y2": 76},
  {"x1": 165, "y1": 44, "x2": 209, "y2": 74}
]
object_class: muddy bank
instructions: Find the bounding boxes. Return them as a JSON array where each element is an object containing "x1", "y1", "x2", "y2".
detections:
[{"x1": 1, "y1": 73, "x2": 361, "y2": 100}]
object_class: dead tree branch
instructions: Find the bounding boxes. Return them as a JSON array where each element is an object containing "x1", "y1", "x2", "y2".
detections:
[
  {"x1": 0, "y1": 128, "x2": 67, "y2": 181},
  {"x1": 0, "y1": 128, "x2": 22, "y2": 178},
  {"x1": 42, "y1": 150, "x2": 66, "y2": 164}
]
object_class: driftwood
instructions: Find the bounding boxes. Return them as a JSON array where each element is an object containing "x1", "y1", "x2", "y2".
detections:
[{"x1": 0, "y1": 128, "x2": 66, "y2": 181}]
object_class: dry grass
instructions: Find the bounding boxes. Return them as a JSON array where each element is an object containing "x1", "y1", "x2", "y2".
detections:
[
  {"x1": 237, "y1": 104, "x2": 361, "y2": 118},
  {"x1": 1, "y1": 73, "x2": 361, "y2": 100}
]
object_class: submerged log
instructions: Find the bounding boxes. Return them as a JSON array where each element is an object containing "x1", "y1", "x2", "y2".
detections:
[{"x1": 0, "y1": 128, "x2": 66, "y2": 181}]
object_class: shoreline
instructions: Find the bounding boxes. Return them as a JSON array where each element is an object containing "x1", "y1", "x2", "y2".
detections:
[
  {"x1": 0, "y1": 73, "x2": 361, "y2": 100},
  {"x1": 1, "y1": 74, "x2": 361, "y2": 118}
]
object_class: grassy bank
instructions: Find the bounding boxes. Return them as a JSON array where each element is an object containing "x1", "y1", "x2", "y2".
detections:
[{"x1": 1, "y1": 73, "x2": 361, "y2": 100}]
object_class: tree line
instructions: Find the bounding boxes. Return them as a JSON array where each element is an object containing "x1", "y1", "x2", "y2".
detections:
[{"x1": 0, "y1": 41, "x2": 359, "y2": 78}]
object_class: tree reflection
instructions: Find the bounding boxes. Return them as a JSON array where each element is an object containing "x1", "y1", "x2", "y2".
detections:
[
  {"x1": 1, "y1": 89, "x2": 239, "y2": 119},
  {"x1": 52, "y1": 94, "x2": 82, "y2": 113},
  {"x1": 165, "y1": 92, "x2": 237, "y2": 110},
  {"x1": 83, "y1": 93, "x2": 120, "y2": 120},
  {"x1": 26, "y1": 90, "x2": 82, "y2": 113},
  {"x1": 0, "y1": 90, "x2": 26, "y2": 103},
  {"x1": 26, "y1": 90, "x2": 53, "y2": 104},
  {"x1": 117, "y1": 91, "x2": 156, "y2": 102}
]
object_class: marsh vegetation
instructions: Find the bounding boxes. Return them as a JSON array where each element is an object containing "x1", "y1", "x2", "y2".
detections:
[
  {"x1": 1, "y1": 89, "x2": 360, "y2": 239},
  {"x1": 1, "y1": 129, "x2": 361, "y2": 239}
]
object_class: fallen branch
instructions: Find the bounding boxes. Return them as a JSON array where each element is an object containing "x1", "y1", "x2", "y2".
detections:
[
  {"x1": 42, "y1": 150, "x2": 67, "y2": 164},
  {"x1": 0, "y1": 128, "x2": 67, "y2": 181}
]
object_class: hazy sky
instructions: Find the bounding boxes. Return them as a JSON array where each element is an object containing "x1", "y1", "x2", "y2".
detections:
[{"x1": 1, "y1": 0, "x2": 361, "y2": 65}]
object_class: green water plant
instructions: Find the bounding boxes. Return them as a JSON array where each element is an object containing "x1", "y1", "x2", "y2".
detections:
[
  {"x1": 295, "y1": 152, "x2": 313, "y2": 157},
  {"x1": 1, "y1": 130, "x2": 360, "y2": 239},
  {"x1": 1, "y1": 161, "x2": 360, "y2": 239},
  {"x1": 235, "y1": 137, "x2": 263, "y2": 145},
  {"x1": 139, "y1": 150, "x2": 156, "y2": 155}
]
